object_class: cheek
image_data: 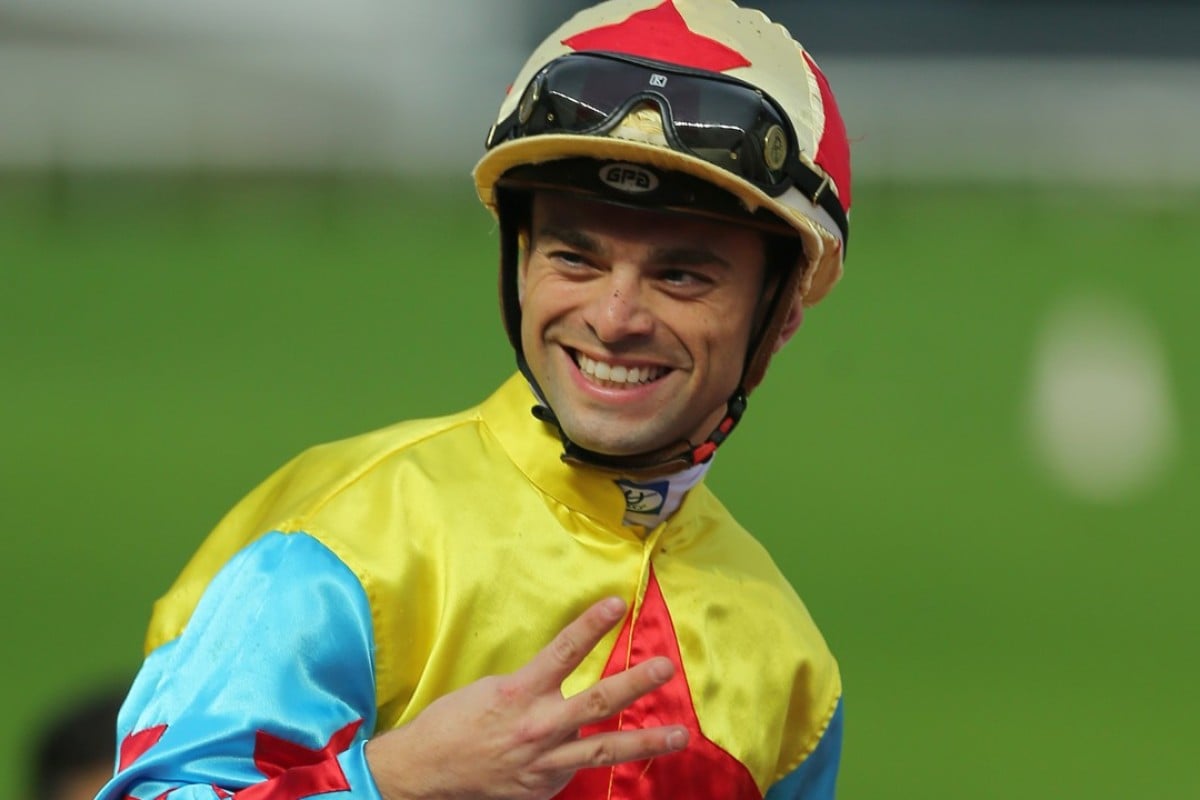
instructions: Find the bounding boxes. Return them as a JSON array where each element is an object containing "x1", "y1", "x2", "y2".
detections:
[
  {"x1": 519, "y1": 305, "x2": 552, "y2": 365},
  {"x1": 686, "y1": 304, "x2": 742, "y2": 347},
  {"x1": 691, "y1": 298, "x2": 760, "y2": 368},
  {"x1": 516, "y1": 231, "x2": 534, "y2": 303},
  {"x1": 519, "y1": 274, "x2": 571, "y2": 344},
  {"x1": 525, "y1": 271, "x2": 589, "y2": 318}
]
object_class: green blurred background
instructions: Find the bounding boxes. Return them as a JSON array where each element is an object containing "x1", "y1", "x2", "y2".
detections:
[
  {"x1": 3, "y1": 1, "x2": 1199, "y2": 797},
  {"x1": 4, "y1": 175, "x2": 1196, "y2": 798}
]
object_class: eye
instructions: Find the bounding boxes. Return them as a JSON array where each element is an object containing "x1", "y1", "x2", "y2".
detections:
[
  {"x1": 551, "y1": 250, "x2": 588, "y2": 268},
  {"x1": 549, "y1": 250, "x2": 595, "y2": 275},
  {"x1": 659, "y1": 268, "x2": 712, "y2": 289}
]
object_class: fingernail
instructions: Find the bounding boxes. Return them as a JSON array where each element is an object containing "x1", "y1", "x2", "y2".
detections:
[
  {"x1": 651, "y1": 660, "x2": 673, "y2": 682},
  {"x1": 603, "y1": 597, "x2": 626, "y2": 618},
  {"x1": 667, "y1": 729, "x2": 687, "y2": 750}
]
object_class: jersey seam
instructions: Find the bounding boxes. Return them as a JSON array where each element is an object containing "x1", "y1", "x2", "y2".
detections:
[
  {"x1": 275, "y1": 412, "x2": 485, "y2": 719},
  {"x1": 290, "y1": 410, "x2": 485, "y2": 527},
  {"x1": 771, "y1": 682, "x2": 842, "y2": 783}
]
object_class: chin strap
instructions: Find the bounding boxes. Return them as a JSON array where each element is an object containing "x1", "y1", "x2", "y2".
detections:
[{"x1": 519, "y1": 355, "x2": 748, "y2": 475}]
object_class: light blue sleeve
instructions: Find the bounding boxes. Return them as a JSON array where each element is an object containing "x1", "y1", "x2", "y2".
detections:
[
  {"x1": 95, "y1": 531, "x2": 383, "y2": 799},
  {"x1": 764, "y1": 697, "x2": 844, "y2": 800}
]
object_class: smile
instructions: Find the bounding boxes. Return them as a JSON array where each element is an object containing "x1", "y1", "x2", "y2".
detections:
[{"x1": 572, "y1": 351, "x2": 668, "y2": 387}]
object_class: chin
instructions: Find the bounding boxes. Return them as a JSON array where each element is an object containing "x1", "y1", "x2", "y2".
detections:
[{"x1": 562, "y1": 426, "x2": 676, "y2": 458}]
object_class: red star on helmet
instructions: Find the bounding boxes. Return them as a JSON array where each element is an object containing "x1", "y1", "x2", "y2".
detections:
[{"x1": 563, "y1": 0, "x2": 751, "y2": 72}]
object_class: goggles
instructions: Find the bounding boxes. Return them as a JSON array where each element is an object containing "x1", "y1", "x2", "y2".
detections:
[{"x1": 486, "y1": 51, "x2": 847, "y2": 242}]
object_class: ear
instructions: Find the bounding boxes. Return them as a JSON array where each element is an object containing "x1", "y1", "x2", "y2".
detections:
[{"x1": 772, "y1": 293, "x2": 804, "y2": 354}]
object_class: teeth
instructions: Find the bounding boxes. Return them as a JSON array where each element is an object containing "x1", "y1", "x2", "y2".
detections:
[{"x1": 577, "y1": 353, "x2": 664, "y2": 385}]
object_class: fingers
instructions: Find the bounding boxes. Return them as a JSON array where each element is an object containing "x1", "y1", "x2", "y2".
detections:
[
  {"x1": 535, "y1": 724, "x2": 690, "y2": 774},
  {"x1": 561, "y1": 656, "x2": 675, "y2": 727},
  {"x1": 517, "y1": 597, "x2": 628, "y2": 693}
]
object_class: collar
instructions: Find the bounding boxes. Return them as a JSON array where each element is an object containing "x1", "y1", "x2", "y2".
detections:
[
  {"x1": 478, "y1": 374, "x2": 712, "y2": 534},
  {"x1": 616, "y1": 460, "x2": 711, "y2": 529}
]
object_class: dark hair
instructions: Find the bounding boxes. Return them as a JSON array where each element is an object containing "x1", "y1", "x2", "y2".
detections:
[{"x1": 29, "y1": 683, "x2": 127, "y2": 799}]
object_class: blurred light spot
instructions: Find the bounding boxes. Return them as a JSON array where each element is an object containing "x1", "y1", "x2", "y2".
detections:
[{"x1": 1029, "y1": 291, "x2": 1177, "y2": 503}]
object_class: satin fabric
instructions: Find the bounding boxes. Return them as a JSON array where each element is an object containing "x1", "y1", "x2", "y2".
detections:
[
  {"x1": 97, "y1": 531, "x2": 380, "y2": 798},
  {"x1": 105, "y1": 375, "x2": 842, "y2": 798}
]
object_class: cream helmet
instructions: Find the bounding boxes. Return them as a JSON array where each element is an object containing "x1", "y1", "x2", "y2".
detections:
[{"x1": 474, "y1": 0, "x2": 852, "y2": 472}]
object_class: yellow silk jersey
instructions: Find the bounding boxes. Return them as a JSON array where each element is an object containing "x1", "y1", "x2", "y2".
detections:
[{"x1": 124, "y1": 374, "x2": 842, "y2": 799}]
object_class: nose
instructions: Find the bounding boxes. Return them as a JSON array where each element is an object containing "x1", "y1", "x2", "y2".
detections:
[{"x1": 584, "y1": 269, "x2": 654, "y2": 344}]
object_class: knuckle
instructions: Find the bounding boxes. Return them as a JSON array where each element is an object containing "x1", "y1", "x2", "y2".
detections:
[
  {"x1": 489, "y1": 676, "x2": 524, "y2": 708},
  {"x1": 513, "y1": 716, "x2": 552, "y2": 745},
  {"x1": 584, "y1": 685, "x2": 613, "y2": 718},
  {"x1": 490, "y1": 675, "x2": 514, "y2": 698},
  {"x1": 584, "y1": 738, "x2": 617, "y2": 767},
  {"x1": 551, "y1": 632, "x2": 580, "y2": 666}
]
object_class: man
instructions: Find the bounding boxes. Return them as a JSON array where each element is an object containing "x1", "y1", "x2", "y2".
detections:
[{"x1": 97, "y1": 1, "x2": 852, "y2": 798}]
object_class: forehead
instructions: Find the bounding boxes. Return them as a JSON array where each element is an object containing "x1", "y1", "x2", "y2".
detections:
[{"x1": 529, "y1": 190, "x2": 765, "y2": 256}]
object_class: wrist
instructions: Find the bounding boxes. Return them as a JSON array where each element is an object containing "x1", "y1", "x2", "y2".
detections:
[{"x1": 365, "y1": 732, "x2": 424, "y2": 800}]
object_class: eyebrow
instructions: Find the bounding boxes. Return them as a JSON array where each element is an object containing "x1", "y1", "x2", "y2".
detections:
[
  {"x1": 535, "y1": 225, "x2": 600, "y2": 254},
  {"x1": 650, "y1": 246, "x2": 732, "y2": 270},
  {"x1": 534, "y1": 224, "x2": 732, "y2": 270}
]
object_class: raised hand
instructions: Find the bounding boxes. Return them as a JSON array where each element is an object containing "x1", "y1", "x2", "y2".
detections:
[{"x1": 365, "y1": 596, "x2": 688, "y2": 800}]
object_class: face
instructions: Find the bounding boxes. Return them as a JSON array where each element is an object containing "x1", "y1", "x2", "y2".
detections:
[{"x1": 519, "y1": 191, "x2": 777, "y2": 457}]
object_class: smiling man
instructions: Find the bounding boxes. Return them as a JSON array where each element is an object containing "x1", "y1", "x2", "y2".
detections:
[
  {"x1": 98, "y1": 2, "x2": 854, "y2": 799},
  {"x1": 520, "y1": 192, "x2": 779, "y2": 459}
]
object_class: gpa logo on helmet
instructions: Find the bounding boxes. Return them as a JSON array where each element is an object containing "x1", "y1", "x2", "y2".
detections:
[{"x1": 600, "y1": 163, "x2": 660, "y2": 194}]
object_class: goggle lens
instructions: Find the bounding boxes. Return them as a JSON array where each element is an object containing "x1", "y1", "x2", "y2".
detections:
[{"x1": 503, "y1": 53, "x2": 795, "y2": 193}]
